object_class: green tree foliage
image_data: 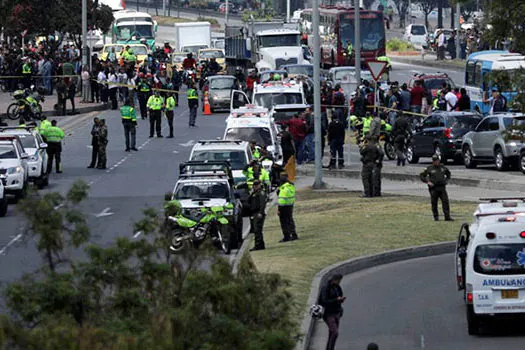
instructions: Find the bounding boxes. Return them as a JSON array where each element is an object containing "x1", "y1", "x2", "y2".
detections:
[
  {"x1": 392, "y1": 0, "x2": 409, "y2": 28},
  {"x1": 0, "y1": 184, "x2": 299, "y2": 349},
  {"x1": 484, "y1": 0, "x2": 525, "y2": 54}
]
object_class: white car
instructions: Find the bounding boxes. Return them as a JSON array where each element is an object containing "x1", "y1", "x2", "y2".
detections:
[
  {"x1": 0, "y1": 175, "x2": 8, "y2": 217},
  {"x1": 403, "y1": 24, "x2": 428, "y2": 49},
  {"x1": 455, "y1": 198, "x2": 525, "y2": 335},
  {"x1": 0, "y1": 127, "x2": 48, "y2": 188},
  {"x1": 0, "y1": 136, "x2": 29, "y2": 199}
]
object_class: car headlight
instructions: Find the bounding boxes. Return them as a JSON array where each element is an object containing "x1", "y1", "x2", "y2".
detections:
[
  {"x1": 7, "y1": 166, "x2": 22, "y2": 174},
  {"x1": 509, "y1": 142, "x2": 518, "y2": 147}
]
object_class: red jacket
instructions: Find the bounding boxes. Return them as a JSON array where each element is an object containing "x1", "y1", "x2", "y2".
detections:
[
  {"x1": 284, "y1": 118, "x2": 307, "y2": 140},
  {"x1": 246, "y1": 76, "x2": 259, "y2": 90}
]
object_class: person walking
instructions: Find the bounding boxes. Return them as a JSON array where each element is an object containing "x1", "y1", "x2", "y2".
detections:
[
  {"x1": 67, "y1": 80, "x2": 76, "y2": 114},
  {"x1": 457, "y1": 88, "x2": 471, "y2": 111},
  {"x1": 56, "y1": 78, "x2": 67, "y2": 116},
  {"x1": 172, "y1": 70, "x2": 181, "y2": 106},
  {"x1": 81, "y1": 65, "x2": 91, "y2": 103},
  {"x1": 249, "y1": 179, "x2": 268, "y2": 251},
  {"x1": 87, "y1": 117, "x2": 100, "y2": 168},
  {"x1": 165, "y1": 93, "x2": 176, "y2": 138},
  {"x1": 360, "y1": 136, "x2": 381, "y2": 198},
  {"x1": 187, "y1": 82, "x2": 199, "y2": 127},
  {"x1": 326, "y1": 114, "x2": 345, "y2": 169},
  {"x1": 277, "y1": 173, "x2": 298, "y2": 242},
  {"x1": 136, "y1": 74, "x2": 151, "y2": 119},
  {"x1": 147, "y1": 90, "x2": 164, "y2": 138},
  {"x1": 420, "y1": 154, "x2": 453, "y2": 221},
  {"x1": 42, "y1": 120, "x2": 65, "y2": 174},
  {"x1": 108, "y1": 68, "x2": 119, "y2": 110},
  {"x1": 97, "y1": 119, "x2": 108, "y2": 169},
  {"x1": 121, "y1": 98, "x2": 138, "y2": 152},
  {"x1": 319, "y1": 273, "x2": 345, "y2": 350}
]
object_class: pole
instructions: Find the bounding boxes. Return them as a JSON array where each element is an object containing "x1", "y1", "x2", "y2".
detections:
[
  {"x1": 163, "y1": 0, "x2": 166, "y2": 16},
  {"x1": 312, "y1": 0, "x2": 323, "y2": 188},
  {"x1": 225, "y1": 0, "x2": 229, "y2": 24},
  {"x1": 82, "y1": 0, "x2": 88, "y2": 68},
  {"x1": 286, "y1": 0, "x2": 291, "y2": 23},
  {"x1": 455, "y1": 2, "x2": 461, "y2": 60},
  {"x1": 408, "y1": 0, "x2": 411, "y2": 24},
  {"x1": 355, "y1": 0, "x2": 361, "y2": 84}
]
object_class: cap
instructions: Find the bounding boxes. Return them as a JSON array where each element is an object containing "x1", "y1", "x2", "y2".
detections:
[{"x1": 432, "y1": 154, "x2": 440, "y2": 161}]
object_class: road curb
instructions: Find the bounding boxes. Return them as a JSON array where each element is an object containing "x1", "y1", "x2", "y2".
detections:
[
  {"x1": 391, "y1": 56, "x2": 464, "y2": 71},
  {"x1": 295, "y1": 241, "x2": 455, "y2": 350},
  {"x1": 296, "y1": 167, "x2": 525, "y2": 192},
  {"x1": 232, "y1": 233, "x2": 253, "y2": 274}
]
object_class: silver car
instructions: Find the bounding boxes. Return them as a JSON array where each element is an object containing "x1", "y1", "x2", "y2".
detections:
[
  {"x1": 462, "y1": 113, "x2": 525, "y2": 171},
  {"x1": 202, "y1": 75, "x2": 236, "y2": 112}
]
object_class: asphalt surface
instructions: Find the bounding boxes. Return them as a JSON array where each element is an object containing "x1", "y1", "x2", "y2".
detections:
[{"x1": 308, "y1": 254, "x2": 525, "y2": 350}]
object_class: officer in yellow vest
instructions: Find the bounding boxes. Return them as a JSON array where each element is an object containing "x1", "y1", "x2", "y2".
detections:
[
  {"x1": 277, "y1": 173, "x2": 297, "y2": 242},
  {"x1": 147, "y1": 90, "x2": 164, "y2": 138},
  {"x1": 165, "y1": 93, "x2": 177, "y2": 138},
  {"x1": 187, "y1": 82, "x2": 199, "y2": 127},
  {"x1": 41, "y1": 120, "x2": 65, "y2": 174},
  {"x1": 137, "y1": 74, "x2": 151, "y2": 119},
  {"x1": 362, "y1": 112, "x2": 373, "y2": 137},
  {"x1": 37, "y1": 116, "x2": 51, "y2": 138},
  {"x1": 121, "y1": 98, "x2": 138, "y2": 151},
  {"x1": 22, "y1": 58, "x2": 32, "y2": 88},
  {"x1": 243, "y1": 160, "x2": 271, "y2": 190}
]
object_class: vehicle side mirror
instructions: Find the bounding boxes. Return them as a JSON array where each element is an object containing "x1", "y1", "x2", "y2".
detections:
[
  {"x1": 21, "y1": 153, "x2": 29, "y2": 159},
  {"x1": 39, "y1": 143, "x2": 47, "y2": 149}
]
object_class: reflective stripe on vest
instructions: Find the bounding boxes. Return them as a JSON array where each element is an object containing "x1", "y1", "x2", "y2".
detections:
[
  {"x1": 22, "y1": 64, "x2": 31, "y2": 74},
  {"x1": 187, "y1": 89, "x2": 198, "y2": 99},
  {"x1": 362, "y1": 117, "x2": 372, "y2": 134},
  {"x1": 278, "y1": 182, "x2": 295, "y2": 206},
  {"x1": 44, "y1": 127, "x2": 64, "y2": 142},
  {"x1": 121, "y1": 106, "x2": 135, "y2": 120}
]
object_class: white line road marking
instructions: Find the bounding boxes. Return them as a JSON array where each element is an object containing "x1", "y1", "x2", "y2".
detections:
[
  {"x1": 420, "y1": 334, "x2": 425, "y2": 349},
  {"x1": 0, "y1": 234, "x2": 23, "y2": 255},
  {"x1": 95, "y1": 207, "x2": 114, "y2": 218},
  {"x1": 179, "y1": 140, "x2": 195, "y2": 147},
  {"x1": 133, "y1": 231, "x2": 142, "y2": 238}
]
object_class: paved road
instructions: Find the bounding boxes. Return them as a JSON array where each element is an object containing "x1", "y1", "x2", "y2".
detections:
[{"x1": 308, "y1": 254, "x2": 525, "y2": 350}]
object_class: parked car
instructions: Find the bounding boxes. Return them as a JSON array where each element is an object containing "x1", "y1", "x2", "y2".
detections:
[
  {"x1": 462, "y1": 113, "x2": 525, "y2": 171},
  {"x1": 403, "y1": 24, "x2": 428, "y2": 49},
  {"x1": 407, "y1": 111, "x2": 483, "y2": 164},
  {"x1": 201, "y1": 75, "x2": 236, "y2": 112}
]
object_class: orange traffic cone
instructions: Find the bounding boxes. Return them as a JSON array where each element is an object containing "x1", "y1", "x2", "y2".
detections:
[{"x1": 203, "y1": 90, "x2": 212, "y2": 115}]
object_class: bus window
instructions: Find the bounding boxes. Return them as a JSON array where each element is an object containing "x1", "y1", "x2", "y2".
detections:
[
  {"x1": 466, "y1": 61, "x2": 476, "y2": 85},
  {"x1": 474, "y1": 62, "x2": 483, "y2": 86}
]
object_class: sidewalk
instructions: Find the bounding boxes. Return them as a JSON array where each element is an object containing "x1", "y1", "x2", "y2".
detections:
[{"x1": 390, "y1": 52, "x2": 465, "y2": 71}]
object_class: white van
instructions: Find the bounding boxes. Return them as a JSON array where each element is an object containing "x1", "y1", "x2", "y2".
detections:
[
  {"x1": 456, "y1": 198, "x2": 525, "y2": 335},
  {"x1": 403, "y1": 24, "x2": 428, "y2": 49}
]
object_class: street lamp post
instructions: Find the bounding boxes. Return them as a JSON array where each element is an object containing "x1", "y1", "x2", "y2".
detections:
[
  {"x1": 312, "y1": 0, "x2": 323, "y2": 188},
  {"x1": 82, "y1": 0, "x2": 88, "y2": 68}
]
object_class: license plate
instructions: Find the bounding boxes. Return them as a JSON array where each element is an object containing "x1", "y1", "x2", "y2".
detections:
[{"x1": 502, "y1": 290, "x2": 519, "y2": 299}]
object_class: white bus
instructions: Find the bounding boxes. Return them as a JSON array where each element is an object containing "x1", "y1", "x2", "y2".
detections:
[{"x1": 112, "y1": 10, "x2": 158, "y2": 50}]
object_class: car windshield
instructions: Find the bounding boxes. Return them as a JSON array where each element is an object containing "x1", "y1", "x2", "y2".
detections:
[
  {"x1": 225, "y1": 127, "x2": 272, "y2": 147},
  {"x1": 254, "y1": 93, "x2": 303, "y2": 108},
  {"x1": 175, "y1": 181, "x2": 230, "y2": 200},
  {"x1": 474, "y1": 244, "x2": 525, "y2": 276},
  {"x1": 286, "y1": 65, "x2": 313, "y2": 77},
  {"x1": 0, "y1": 145, "x2": 16, "y2": 159},
  {"x1": 448, "y1": 115, "x2": 482, "y2": 130},
  {"x1": 334, "y1": 69, "x2": 356, "y2": 81},
  {"x1": 104, "y1": 45, "x2": 123, "y2": 54},
  {"x1": 191, "y1": 150, "x2": 247, "y2": 170},
  {"x1": 17, "y1": 134, "x2": 37, "y2": 149},
  {"x1": 272, "y1": 108, "x2": 307, "y2": 122},
  {"x1": 210, "y1": 78, "x2": 235, "y2": 90},
  {"x1": 411, "y1": 25, "x2": 426, "y2": 35},
  {"x1": 200, "y1": 51, "x2": 225, "y2": 59},
  {"x1": 116, "y1": 25, "x2": 153, "y2": 39},
  {"x1": 184, "y1": 45, "x2": 208, "y2": 55},
  {"x1": 172, "y1": 55, "x2": 185, "y2": 63},
  {"x1": 424, "y1": 78, "x2": 455, "y2": 90},
  {"x1": 129, "y1": 46, "x2": 148, "y2": 55}
]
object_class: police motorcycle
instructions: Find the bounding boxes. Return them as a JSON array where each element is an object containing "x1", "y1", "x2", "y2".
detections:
[
  {"x1": 379, "y1": 121, "x2": 396, "y2": 160},
  {"x1": 167, "y1": 200, "x2": 235, "y2": 255},
  {"x1": 7, "y1": 85, "x2": 45, "y2": 121}
]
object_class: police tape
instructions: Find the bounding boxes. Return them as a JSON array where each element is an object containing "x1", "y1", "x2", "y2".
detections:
[
  {"x1": 366, "y1": 105, "x2": 430, "y2": 118},
  {"x1": 91, "y1": 79, "x2": 184, "y2": 94}
]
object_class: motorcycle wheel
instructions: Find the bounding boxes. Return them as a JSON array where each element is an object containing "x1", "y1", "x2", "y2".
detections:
[
  {"x1": 384, "y1": 141, "x2": 397, "y2": 160},
  {"x1": 169, "y1": 230, "x2": 189, "y2": 253},
  {"x1": 216, "y1": 225, "x2": 231, "y2": 255},
  {"x1": 7, "y1": 103, "x2": 20, "y2": 120}
]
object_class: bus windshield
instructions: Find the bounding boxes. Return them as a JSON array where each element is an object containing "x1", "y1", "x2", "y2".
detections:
[
  {"x1": 116, "y1": 25, "x2": 153, "y2": 39},
  {"x1": 259, "y1": 34, "x2": 300, "y2": 48},
  {"x1": 340, "y1": 17, "x2": 384, "y2": 51}
]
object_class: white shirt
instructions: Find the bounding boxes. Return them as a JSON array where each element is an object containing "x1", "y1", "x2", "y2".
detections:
[
  {"x1": 97, "y1": 71, "x2": 107, "y2": 83},
  {"x1": 445, "y1": 91, "x2": 458, "y2": 111},
  {"x1": 108, "y1": 73, "x2": 118, "y2": 89},
  {"x1": 438, "y1": 33, "x2": 446, "y2": 47}
]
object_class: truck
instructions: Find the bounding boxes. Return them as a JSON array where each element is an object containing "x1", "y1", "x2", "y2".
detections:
[
  {"x1": 112, "y1": 10, "x2": 158, "y2": 50},
  {"x1": 225, "y1": 22, "x2": 308, "y2": 73},
  {"x1": 173, "y1": 22, "x2": 212, "y2": 54}
]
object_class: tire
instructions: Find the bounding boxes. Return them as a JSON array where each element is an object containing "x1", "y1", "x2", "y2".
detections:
[
  {"x1": 466, "y1": 305, "x2": 481, "y2": 336},
  {"x1": 384, "y1": 141, "x2": 396, "y2": 160},
  {"x1": 434, "y1": 144, "x2": 447, "y2": 164},
  {"x1": 520, "y1": 152, "x2": 525, "y2": 174},
  {"x1": 494, "y1": 147, "x2": 508, "y2": 171},
  {"x1": 16, "y1": 182, "x2": 28, "y2": 200},
  {"x1": 7, "y1": 103, "x2": 20, "y2": 120},
  {"x1": 463, "y1": 146, "x2": 477, "y2": 169},
  {"x1": 0, "y1": 198, "x2": 7, "y2": 217},
  {"x1": 406, "y1": 144, "x2": 419, "y2": 164},
  {"x1": 169, "y1": 230, "x2": 189, "y2": 253}
]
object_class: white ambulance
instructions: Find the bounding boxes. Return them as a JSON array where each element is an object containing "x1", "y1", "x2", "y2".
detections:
[
  {"x1": 456, "y1": 197, "x2": 525, "y2": 335},
  {"x1": 230, "y1": 79, "x2": 306, "y2": 110}
]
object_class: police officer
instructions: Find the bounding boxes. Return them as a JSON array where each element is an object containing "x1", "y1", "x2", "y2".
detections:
[
  {"x1": 250, "y1": 140, "x2": 263, "y2": 160},
  {"x1": 243, "y1": 160, "x2": 270, "y2": 190},
  {"x1": 360, "y1": 135, "x2": 381, "y2": 198},
  {"x1": 121, "y1": 98, "x2": 138, "y2": 152},
  {"x1": 277, "y1": 173, "x2": 298, "y2": 242},
  {"x1": 42, "y1": 120, "x2": 65, "y2": 174},
  {"x1": 165, "y1": 93, "x2": 176, "y2": 138},
  {"x1": 372, "y1": 140, "x2": 384, "y2": 197},
  {"x1": 187, "y1": 82, "x2": 198, "y2": 127},
  {"x1": 420, "y1": 154, "x2": 453, "y2": 221},
  {"x1": 137, "y1": 74, "x2": 151, "y2": 119},
  {"x1": 147, "y1": 90, "x2": 164, "y2": 138},
  {"x1": 172, "y1": 70, "x2": 181, "y2": 107},
  {"x1": 97, "y1": 119, "x2": 108, "y2": 169},
  {"x1": 37, "y1": 115, "x2": 51, "y2": 137},
  {"x1": 249, "y1": 179, "x2": 268, "y2": 251},
  {"x1": 345, "y1": 40, "x2": 353, "y2": 65},
  {"x1": 87, "y1": 117, "x2": 100, "y2": 168},
  {"x1": 22, "y1": 58, "x2": 32, "y2": 89}
]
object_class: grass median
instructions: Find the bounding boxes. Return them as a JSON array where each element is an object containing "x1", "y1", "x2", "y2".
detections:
[{"x1": 250, "y1": 189, "x2": 476, "y2": 317}]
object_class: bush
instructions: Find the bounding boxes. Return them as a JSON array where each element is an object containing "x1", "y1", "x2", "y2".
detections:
[
  {"x1": 386, "y1": 38, "x2": 416, "y2": 52},
  {"x1": 197, "y1": 16, "x2": 219, "y2": 25}
]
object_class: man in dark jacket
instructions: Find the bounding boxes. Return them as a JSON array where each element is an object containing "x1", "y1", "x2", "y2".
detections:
[
  {"x1": 420, "y1": 154, "x2": 453, "y2": 221},
  {"x1": 280, "y1": 124, "x2": 296, "y2": 166},
  {"x1": 327, "y1": 115, "x2": 345, "y2": 169},
  {"x1": 360, "y1": 136, "x2": 381, "y2": 197},
  {"x1": 87, "y1": 117, "x2": 100, "y2": 168},
  {"x1": 319, "y1": 273, "x2": 345, "y2": 350},
  {"x1": 249, "y1": 180, "x2": 268, "y2": 251}
]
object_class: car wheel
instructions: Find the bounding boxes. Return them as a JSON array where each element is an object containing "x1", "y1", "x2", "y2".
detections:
[
  {"x1": 0, "y1": 198, "x2": 7, "y2": 217},
  {"x1": 384, "y1": 141, "x2": 396, "y2": 160},
  {"x1": 406, "y1": 144, "x2": 419, "y2": 164},
  {"x1": 463, "y1": 146, "x2": 477, "y2": 169},
  {"x1": 434, "y1": 144, "x2": 447, "y2": 164},
  {"x1": 520, "y1": 152, "x2": 525, "y2": 174},
  {"x1": 494, "y1": 147, "x2": 508, "y2": 171},
  {"x1": 16, "y1": 182, "x2": 28, "y2": 199},
  {"x1": 467, "y1": 305, "x2": 481, "y2": 336}
]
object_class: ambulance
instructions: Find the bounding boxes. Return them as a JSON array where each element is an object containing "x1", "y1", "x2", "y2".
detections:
[
  {"x1": 230, "y1": 79, "x2": 306, "y2": 110},
  {"x1": 456, "y1": 197, "x2": 525, "y2": 335}
]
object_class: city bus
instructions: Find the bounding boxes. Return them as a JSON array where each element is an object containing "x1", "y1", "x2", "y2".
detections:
[
  {"x1": 112, "y1": 10, "x2": 158, "y2": 50},
  {"x1": 300, "y1": 6, "x2": 385, "y2": 67},
  {"x1": 464, "y1": 51, "x2": 525, "y2": 114}
]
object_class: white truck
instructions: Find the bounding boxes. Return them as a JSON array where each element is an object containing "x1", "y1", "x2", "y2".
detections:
[{"x1": 173, "y1": 22, "x2": 212, "y2": 54}]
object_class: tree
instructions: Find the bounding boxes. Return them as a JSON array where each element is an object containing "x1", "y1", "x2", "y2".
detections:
[
  {"x1": 392, "y1": 0, "x2": 409, "y2": 28},
  {"x1": 0, "y1": 184, "x2": 299, "y2": 349},
  {"x1": 415, "y1": 0, "x2": 439, "y2": 29},
  {"x1": 484, "y1": 0, "x2": 525, "y2": 54}
]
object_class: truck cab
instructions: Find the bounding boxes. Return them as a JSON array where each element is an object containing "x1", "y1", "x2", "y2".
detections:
[{"x1": 254, "y1": 29, "x2": 307, "y2": 72}]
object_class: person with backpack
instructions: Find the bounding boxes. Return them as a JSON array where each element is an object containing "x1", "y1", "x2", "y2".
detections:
[{"x1": 319, "y1": 273, "x2": 345, "y2": 350}]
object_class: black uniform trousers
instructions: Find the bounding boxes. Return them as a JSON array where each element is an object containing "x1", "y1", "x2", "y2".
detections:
[
  {"x1": 173, "y1": 85, "x2": 180, "y2": 106},
  {"x1": 429, "y1": 186, "x2": 451, "y2": 220},
  {"x1": 138, "y1": 92, "x2": 149, "y2": 119},
  {"x1": 361, "y1": 163, "x2": 374, "y2": 197},
  {"x1": 251, "y1": 214, "x2": 266, "y2": 248},
  {"x1": 279, "y1": 205, "x2": 297, "y2": 240},
  {"x1": 149, "y1": 109, "x2": 162, "y2": 137},
  {"x1": 46, "y1": 142, "x2": 62, "y2": 173},
  {"x1": 372, "y1": 164, "x2": 382, "y2": 197},
  {"x1": 166, "y1": 110, "x2": 174, "y2": 137},
  {"x1": 89, "y1": 137, "x2": 99, "y2": 167},
  {"x1": 329, "y1": 138, "x2": 344, "y2": 167},
  {"x1": 123, "y1": 121, "x2": 136, "y2": 150}
]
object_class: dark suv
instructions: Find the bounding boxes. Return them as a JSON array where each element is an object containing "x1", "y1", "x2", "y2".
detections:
[
  {"x1": 407, "y1": 112, "x2": 482, "y2": 164},
  {"x1": 408, "y1": 72, "x2": 456, "y2": 99}
]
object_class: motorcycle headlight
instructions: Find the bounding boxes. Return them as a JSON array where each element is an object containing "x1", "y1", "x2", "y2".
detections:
[{"x1": 7, "y1": 166, "x2": 22, "y2": 174}]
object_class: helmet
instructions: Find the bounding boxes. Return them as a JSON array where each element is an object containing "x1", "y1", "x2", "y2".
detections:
[
  {"x1": 164, "y1": 199, "x2": 182, "y2": 216},
  {"x1": 309, "y1": 304, "x2": 324, "y2": 319},
  {"x1": 273, "y1": 73, "x2": 281, "y2": 81}
]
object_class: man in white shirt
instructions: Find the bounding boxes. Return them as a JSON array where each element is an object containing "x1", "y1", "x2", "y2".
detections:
[
  {"x1": 437, "y1": 30, "x2": 446, "y2": 60},
  {"x1": 444, "y1": 87, "x2": 458, "y2": 112}
]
